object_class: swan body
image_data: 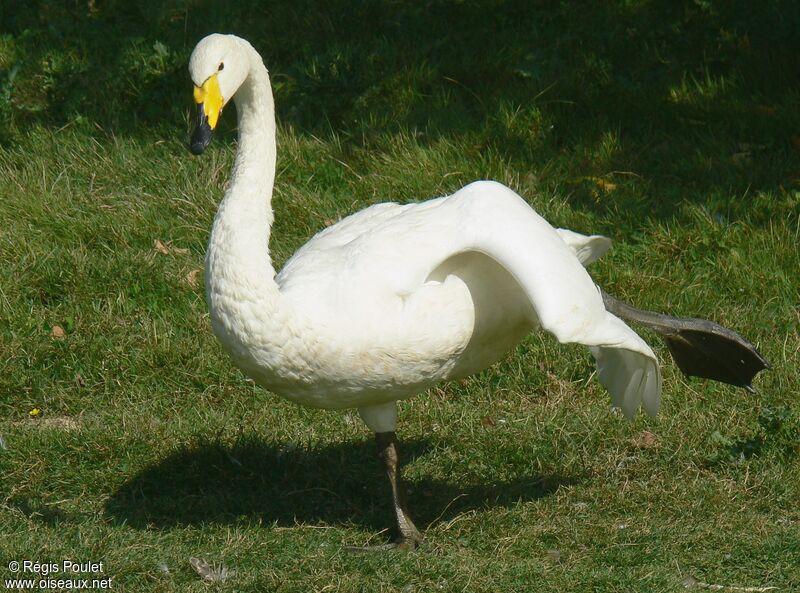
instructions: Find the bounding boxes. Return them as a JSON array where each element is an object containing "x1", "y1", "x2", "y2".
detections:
[{"x1": 190, "y1": 34, "x2": 661, "y2": 432}]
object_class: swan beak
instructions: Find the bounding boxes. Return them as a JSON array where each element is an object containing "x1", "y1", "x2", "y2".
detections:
[{"x1": 190, "y1": 74, "x2": 224, "y2": 155}]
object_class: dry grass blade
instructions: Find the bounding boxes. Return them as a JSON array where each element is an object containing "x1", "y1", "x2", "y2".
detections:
[
  {"x1": 630, "y1": 430, "x2": 659, "y2": 449},
  {"x1": 154, "y1": 239, "x2": 170, "y2": 255},
  {"x1": 154, "y1": 239, "x2": 190, "y2": 256},
  {"x1": 185, "y1": 269, "x2": 201, "y2": 288}
]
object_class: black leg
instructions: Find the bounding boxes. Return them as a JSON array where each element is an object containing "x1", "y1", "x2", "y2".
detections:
[
  {"x1": 376, "y1": 431, "x2": 423, "y2": 548},
  {"x1": 347, "y1": 431, "x2": 423, "y2": 552}
]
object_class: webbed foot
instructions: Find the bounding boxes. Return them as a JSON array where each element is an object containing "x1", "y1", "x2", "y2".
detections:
[{"x1": 601, "y1": 290, "x2": 770, "y2": 389}]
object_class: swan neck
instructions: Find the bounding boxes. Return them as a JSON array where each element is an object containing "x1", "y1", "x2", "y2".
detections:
[
  {"x1": 204, "y1": 38, "x2": 308, "y2": 390},
  {"x1": 209, "y1": 45, "x2": 278, "y2": 283},
  {"x1": 231, "y1": 57, "x2": 277, "y2": 221}
]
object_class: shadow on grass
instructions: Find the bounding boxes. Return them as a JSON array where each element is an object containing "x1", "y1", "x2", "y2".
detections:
[
  {"x1": 104, "y1": 437, "x2": 580, "y2": 532},
  {"x1": 4, "y1": 496, "x2": 72, "y2": 527}
]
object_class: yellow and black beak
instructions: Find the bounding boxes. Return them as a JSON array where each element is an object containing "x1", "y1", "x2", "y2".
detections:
[{"x1": 190, "y1": 74, "x2": 224, "y2": 155}]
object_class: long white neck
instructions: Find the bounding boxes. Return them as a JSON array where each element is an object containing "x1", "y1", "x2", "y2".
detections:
[
  {"x1": 204, "y1": 43, "x2": 294, "y2": 362},
  {"x1": 207, "y1": 44, "x2": 277, "y2": 284}
]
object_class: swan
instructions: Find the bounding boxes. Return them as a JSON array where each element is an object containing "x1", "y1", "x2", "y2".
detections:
[{"x1": 187, "y1": 34, "x2": 769, "y2": 550}]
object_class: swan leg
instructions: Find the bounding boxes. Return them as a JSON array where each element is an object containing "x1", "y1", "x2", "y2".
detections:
[
  {"x1": 347, "y1": 431, "x2": 423, "y2": 552},
  {"x1": 600, "y1": 289, "x2": 770, "y2": 390},
  {"x1": 377, "y1": 431, "x2": 423, "y2": 548}
]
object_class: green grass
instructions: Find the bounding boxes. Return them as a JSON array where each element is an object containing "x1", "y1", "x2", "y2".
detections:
[{"x1": 1, "y1": 1, "x2": 799, "y2": 591}]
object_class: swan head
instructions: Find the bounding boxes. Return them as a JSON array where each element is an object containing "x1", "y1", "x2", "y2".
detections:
[{"x1": 188, "y1": 34, "x2": 250, "y2": 155}]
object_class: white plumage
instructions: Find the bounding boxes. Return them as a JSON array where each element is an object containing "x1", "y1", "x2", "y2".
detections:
[{"x1": 189, "y1": 34, "x2": 661, "y2": 437}]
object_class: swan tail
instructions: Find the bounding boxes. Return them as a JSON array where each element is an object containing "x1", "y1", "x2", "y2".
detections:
[{"x1": 555, "y1": 229, "x2": 612, "y2": 266}]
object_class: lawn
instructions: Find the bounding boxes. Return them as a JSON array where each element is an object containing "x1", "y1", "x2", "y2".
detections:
[{"x1": 1, "y1": 1, "x2": 798, "y2": 591}]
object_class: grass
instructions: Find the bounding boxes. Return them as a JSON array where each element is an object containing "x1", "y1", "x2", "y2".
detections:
[{"x1": 1, "y1": 1, "x2": 799, "y2": 591}]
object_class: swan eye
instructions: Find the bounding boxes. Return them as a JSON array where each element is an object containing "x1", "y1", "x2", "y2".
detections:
[{"x1": 218, "y1": 62, "x2": 225, "y2": 71}]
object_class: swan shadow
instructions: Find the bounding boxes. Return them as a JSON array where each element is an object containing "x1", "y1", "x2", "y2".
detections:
[{"x1": 104, "y1": 437, "x2": 581, "y2": 531}]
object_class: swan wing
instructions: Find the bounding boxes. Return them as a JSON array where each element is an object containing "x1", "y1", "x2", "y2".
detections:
[{"x1": 432, "y1": 182, "x2": 661, "y2": 417}]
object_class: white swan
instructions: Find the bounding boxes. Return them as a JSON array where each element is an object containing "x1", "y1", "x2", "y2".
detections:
[{"x1": 187, "y1": 34, "x2": 767, "y2": 549}]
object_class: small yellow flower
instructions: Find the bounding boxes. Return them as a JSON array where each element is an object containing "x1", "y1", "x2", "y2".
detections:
[{"x1": 29, "y1": 408, "x2": 42, "y2": 418}]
